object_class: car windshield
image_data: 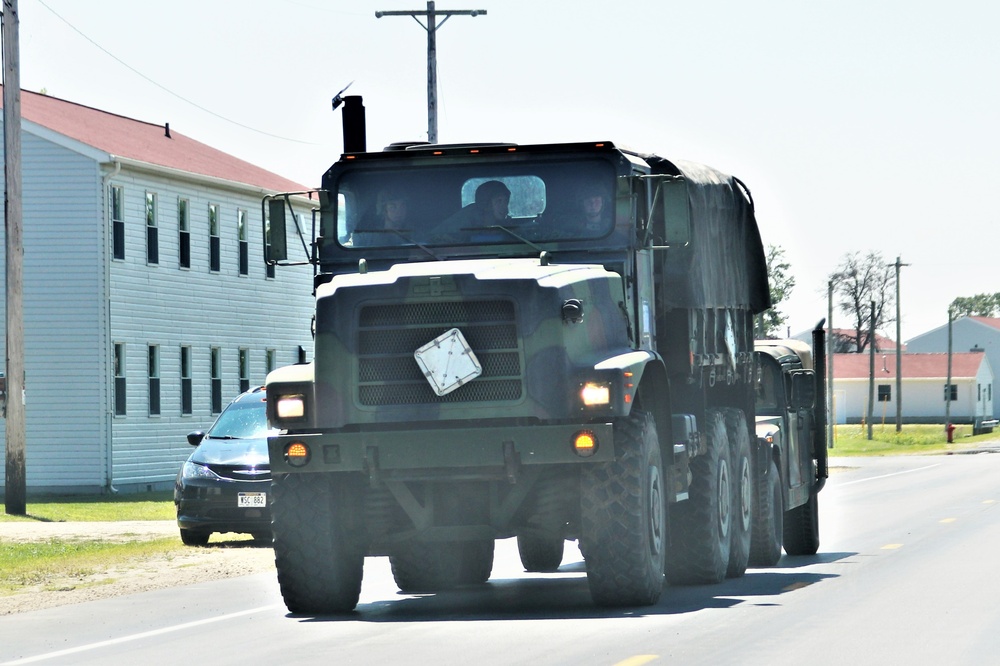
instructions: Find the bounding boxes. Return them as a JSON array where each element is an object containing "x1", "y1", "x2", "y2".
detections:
[
  {"x1": 330, "y1": 157, "x2": 616, "y2": 249},
  {"x1": 208, "y1": 398, "x2": 275, "y2": 439}
]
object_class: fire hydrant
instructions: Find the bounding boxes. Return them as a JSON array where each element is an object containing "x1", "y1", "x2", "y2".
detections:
[{"x1": 946, "y1": 423, "x2": 956, "y2": 443}]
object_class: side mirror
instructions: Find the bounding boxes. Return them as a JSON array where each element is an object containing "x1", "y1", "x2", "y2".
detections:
[
  {"x1": 789, "y1": 370, "x2": 816, "y2": 410},
  {"x1": 187, "y1": 431, "x2": 206, "y2": 447},
  {"x1": 649, "y1": 176, "x2": 691, "y2": 247},
  {"x1": 265, "y1": 197, "x2": 288, "y2": 263}
]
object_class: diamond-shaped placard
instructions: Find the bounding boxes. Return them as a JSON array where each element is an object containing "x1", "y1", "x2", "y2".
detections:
[{"x1": 414, "y1": 328, "x2": 483, "y2": 396}]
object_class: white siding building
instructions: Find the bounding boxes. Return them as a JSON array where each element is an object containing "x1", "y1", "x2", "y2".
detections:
[
  {"x1": 0, "y1": 88, "x2": 316, "y2": 493},
  {"x1": 831, "y1": 352, "x2": 993, "y2": 428},
  {"x1": 906, "y1": 317, "x2": 1000, "y2": 418}
]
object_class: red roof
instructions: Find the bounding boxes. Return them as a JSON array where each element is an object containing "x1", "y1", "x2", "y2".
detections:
[
  {"x1": 832, "y1": 352, "x2": 987, "y2": 380},
  {"x1": 968, "y1": 317, "x2": 1000, "y2": 331},
  {"x1": 0, "y1": 86, "x2": 308, "y2": 192}
]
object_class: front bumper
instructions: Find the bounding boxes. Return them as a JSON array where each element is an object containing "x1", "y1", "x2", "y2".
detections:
[
  {"x1": 269, "y1": 421, "x2": 615, "y2": 475},
  {"x1": 175, "y1": 477, "x2": 272, "y2": 534}
]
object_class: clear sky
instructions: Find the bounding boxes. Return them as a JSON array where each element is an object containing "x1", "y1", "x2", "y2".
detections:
[{"x1": 16, "y1": 0, "x2": 1000, "y2": 342}]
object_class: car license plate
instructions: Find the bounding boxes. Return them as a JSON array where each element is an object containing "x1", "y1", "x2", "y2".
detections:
[{"x1": 238, "y1": 492, "x2": 266, "y2": 508}]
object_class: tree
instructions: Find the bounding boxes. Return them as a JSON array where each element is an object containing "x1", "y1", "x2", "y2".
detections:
[
  {"x1": 829, "y1": 251, "x2": 895, "y2": 353},
  {"x1": 757, "y1": 245, "x2": 796, "y2": 339},
  {"x1": 949, "y1": 293, "x2": 1000, "y2": 318}
]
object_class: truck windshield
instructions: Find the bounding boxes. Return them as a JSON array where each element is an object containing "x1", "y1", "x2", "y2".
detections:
[{"x1": 330, "y1": 158, "x2": 616, "y2": 249}]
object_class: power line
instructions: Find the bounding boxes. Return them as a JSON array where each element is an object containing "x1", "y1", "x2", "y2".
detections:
[{"x1": 35, "y1": 0, "x2": 316, "y2": 145}]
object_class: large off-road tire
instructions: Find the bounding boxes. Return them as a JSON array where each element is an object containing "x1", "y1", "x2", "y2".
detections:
[
  {"x1": 580, "y1": 409, "x2": 666, "y2": 607},
  {"x1": 517, "y1": 534, "x2": 565, "y2": 572},
  {"x1": 457, "y1": 539, "x2": 495, "y2": 585},
  {"x1": 271, "y1": 472, "x2": 366, "y2": 614},
  {"x1": 783, "y1": 488, "x2": 820, "y2": 556},
  {"x1": 749, "y1": 457, "x2": 783, "y2": 566},
  {"x1": 390, "y1": 539, "x2": 494, "y2": 591},
  {"x1": 665, "y1": 409, "x2": 732, "y2": 585},
  {"x1": 724, "y1": 408, "x2": 752, "y2": 579}
]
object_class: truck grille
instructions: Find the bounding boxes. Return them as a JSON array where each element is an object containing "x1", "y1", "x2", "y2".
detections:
[{"x1": 357, "y1": 300, "x2": 523, "y2": 406}]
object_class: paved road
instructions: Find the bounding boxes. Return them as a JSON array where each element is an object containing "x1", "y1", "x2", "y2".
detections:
[{"x1": 3, "y1": 453, "x2": 999, "y2": 665}]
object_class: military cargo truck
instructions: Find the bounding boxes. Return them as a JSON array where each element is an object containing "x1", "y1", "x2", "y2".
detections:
[{"x1": 263, "y1": 105, "x2": 824, "y2": 613}]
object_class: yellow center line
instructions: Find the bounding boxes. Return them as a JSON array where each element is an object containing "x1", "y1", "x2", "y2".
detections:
[
  {"x1": 940, "y1": 518, "x2": 957, "y2": 523},
  {"x1": 614, "y1": 656, "x2": 659, "y2": 666},
  {"x1": 881, "y1": 543, "x2": 903, "y2": 550},
  {"x1": 984, "y1": 500, "x2": 996, "y2": 505}
]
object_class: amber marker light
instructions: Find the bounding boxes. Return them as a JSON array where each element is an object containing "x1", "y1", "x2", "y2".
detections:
[
  {"x1": 573, "y1": 430, "x2": 598, "y2": 457},
  {"x1": 285, "y1": 442, "x2": 311, "y2": 467}
]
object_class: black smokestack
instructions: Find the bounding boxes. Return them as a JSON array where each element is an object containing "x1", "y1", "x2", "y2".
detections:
[{"x1": 342, "y1": 96, "x2": 366, "y2": 153}]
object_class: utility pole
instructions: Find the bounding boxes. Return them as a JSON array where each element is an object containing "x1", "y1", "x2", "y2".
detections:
[
  {"x1": 2, "y1": 0, "x2": 26, "y2": 515},
  {"x1": 945, "y1": 308, "x2": 953, "y2": 432},
  {"x1": 867, "y1": 301, "x2": 875, "y2": 441},
  {"x1": 827, "y1": 280, "x2": 835, "y2": 448},
  {"x1": 375, "y1": 1, "x2": 486, "y2": 143},
  {"x1": 891, "y1": 256, "x2": 909, "y2": 432}
]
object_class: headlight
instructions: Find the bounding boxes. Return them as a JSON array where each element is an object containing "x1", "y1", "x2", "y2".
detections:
[
  {"x1": 182, "y1": 461, "x2": 221, "y2": 481},
  {"x1": 581, "y1": 382, "x2": 611, "y2": 406},
  {"x1": 276, "y1": 394, "x2": 306, "y2": 419}
]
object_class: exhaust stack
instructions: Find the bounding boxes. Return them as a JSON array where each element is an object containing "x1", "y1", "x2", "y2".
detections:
[{"x1": 342, "y1": 95, "x2": 366, "y2": 154}]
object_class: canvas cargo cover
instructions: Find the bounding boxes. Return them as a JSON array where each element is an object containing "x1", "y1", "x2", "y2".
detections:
[{"x1": 644, "y1": 155, "x2": 771, "y2": 314}]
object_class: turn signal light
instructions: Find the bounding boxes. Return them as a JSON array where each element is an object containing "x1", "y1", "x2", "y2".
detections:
[
  {"x1": 285, "y1": 441, "x2": 311, "y2": 467},
  {"x1": 573, "y1": 430, "x2": 598, "y2": 457}
]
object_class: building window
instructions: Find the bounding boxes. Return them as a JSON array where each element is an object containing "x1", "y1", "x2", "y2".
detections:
[
  {"x1": 114, "y1": 343, "x2": 126, "y2": 416},
  {"x1": 877, "y1": 385, "x2": 891, "y2": 402},
  {"x1": 944, "y1": 384, "x2": 958, "y2": 402},
  {"x1": 148, "y1": 345, "x2": 161, "y2": 416},
  {"x1": 266, "y1": 349, "x2": 276, "y2": 375},
  {"x1": 110, "y1": 185, "x2": 125, "y2": 260},
  {"x1": 146, "y1": 192, "x2": 159, "y2": 265},
  {"x1": 211, "y1": 347, "x2": 222, "y2": 414},
  {"x1": 264, "y1": 211, "x2": 275, "y2": 279},
  {"x1": 238, "y1": 209, "x2": 249, "y2": 276},
  {"x1": 181, "y1": 346, "x2": 193, "y2": 415},
  {"x1": 178, "y1": 198, "x2": 191, "y2": 269},
  {"x1": 209, "y1": 203, "x2": 221, "y2": 273},
  {"x1": 239, "y1": 348, "x2": 250, "y2": 393}
]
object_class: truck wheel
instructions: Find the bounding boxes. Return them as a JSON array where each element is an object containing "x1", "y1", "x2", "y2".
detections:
[
  {"x1": 390, "y1": 539, "x2": 493, "y2": 591},
  {"x1": 749, "y1": 457, "x2": 783, "y2": 566},
  {"x1": 783, "y1": 489, "x2": 820, "y2": 556},
  {"x1": 517, "y1": 534, "x2": 565, "y2": 572},
  {"x1": 665, "y1": 409, "x2": 732, "y2": 585},
  {"x1": 271, "y1": 472, "x2": 366, "y2": 614},
  {"x1": 724, "y1": 408, "x2": 752, "y2": 578},
  {"x1": 457, "y1": 539, "x2": 495, "y2": 584},
  {"x1": 580, "y1": 409, "x2": 665, "y2": 607}
]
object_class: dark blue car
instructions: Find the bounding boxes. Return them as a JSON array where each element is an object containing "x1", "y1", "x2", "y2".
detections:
[{"x1": 174, "y1": 387, "x2": 274, "y2": 546}]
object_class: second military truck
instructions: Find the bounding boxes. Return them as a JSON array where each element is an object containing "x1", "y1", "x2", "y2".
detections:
[{"x1": 263, "y1": 108, "x2": 826, "y2": 613}]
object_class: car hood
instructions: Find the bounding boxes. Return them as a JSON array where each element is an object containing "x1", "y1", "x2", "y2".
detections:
[{"x1": 188, "y1": 436, "x2": 270, "y2": 467}]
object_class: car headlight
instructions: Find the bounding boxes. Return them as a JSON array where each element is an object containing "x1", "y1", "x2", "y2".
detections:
[{"x1": 182, "y1": 461, "x2": 221, "y2": 481}]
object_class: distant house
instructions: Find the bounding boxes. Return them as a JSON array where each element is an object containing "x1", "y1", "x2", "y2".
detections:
[
  {"x1": 906, "y1": 317, "x2": 1000, "y2": 418},
  {"x1": 0, "y1": 87, "x2": 316, "y2": 494},
  {"x1": 830, "y1": 352, "x2": 993, "y2": 428}
]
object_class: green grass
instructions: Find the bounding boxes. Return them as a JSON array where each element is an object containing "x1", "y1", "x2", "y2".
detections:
[
  {"x1": 0, "y1": 491, "x2": 175, "y2": 523},
  {"x1": 0, "y1": 538, "x2": 181, "y2": 593},
  {"x1": 829, "y1": 423, "x2": 1000, "y2": 456}
]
